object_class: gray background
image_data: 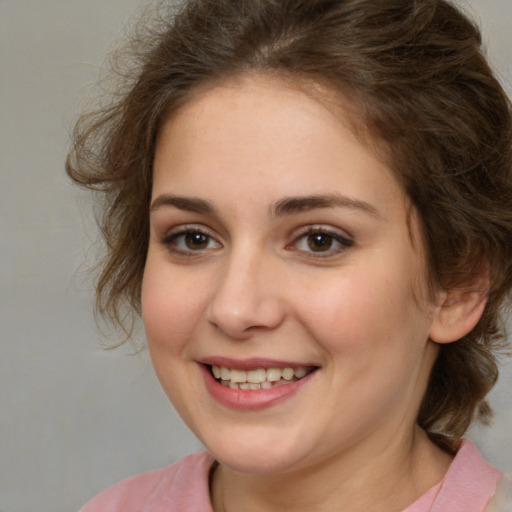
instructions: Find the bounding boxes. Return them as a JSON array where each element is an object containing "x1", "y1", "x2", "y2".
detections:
[{"x1": 1, "y1": 1, "x2": 510, "y2": 511}]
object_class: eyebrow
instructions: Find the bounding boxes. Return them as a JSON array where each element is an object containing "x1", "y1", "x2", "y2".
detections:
[
  {"x1": 150, "y1": 195, "x2": 215, "y2": 214},
  {"x1": 150, "y1": 193, "x2": 380, "y2": 218},
  {"x1": 271, "y1": 194, "x2": 380, "y2": 218}
]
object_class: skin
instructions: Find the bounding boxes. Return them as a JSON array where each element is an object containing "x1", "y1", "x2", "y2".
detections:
[{"x1": 142, "y1": 75, "x2": 460, "y2": 512}]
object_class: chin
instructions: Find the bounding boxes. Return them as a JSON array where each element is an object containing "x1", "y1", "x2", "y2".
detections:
[
  {"x1": 214, "y1": 446, "x2": 303, "y2": 475},
  {"x1": 197, "y1": 423, "x2": 317, "y2": 475}
]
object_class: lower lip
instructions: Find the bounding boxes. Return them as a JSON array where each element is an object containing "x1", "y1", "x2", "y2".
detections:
[{"x1": 200, "y1": 364, "x2": 316, "y2": 410}]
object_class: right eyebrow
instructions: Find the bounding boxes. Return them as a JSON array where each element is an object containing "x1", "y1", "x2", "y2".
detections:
[{"x1": 150, "y1": 194, "x2": 216, "y2": 215}]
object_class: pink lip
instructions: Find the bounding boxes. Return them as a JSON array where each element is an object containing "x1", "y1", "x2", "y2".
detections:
[{"x1": 198, "y1": 362, "x2": 318, "y2": 411}]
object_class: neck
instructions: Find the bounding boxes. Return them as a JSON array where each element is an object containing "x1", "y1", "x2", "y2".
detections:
[{"x1": 210, "y1": 427, "x2": 453, "y2": 512}]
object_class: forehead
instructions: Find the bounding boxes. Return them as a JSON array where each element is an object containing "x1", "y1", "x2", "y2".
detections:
[{"x1": 153, "y1": 74, "x2": 399, "y2": 205}]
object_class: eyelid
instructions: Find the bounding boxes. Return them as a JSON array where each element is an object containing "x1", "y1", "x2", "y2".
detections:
[
  {"x1": 161, "y1": 223, "x2": 216, "y2": 238},
  {"x1": 291, "y1": 224, "x2": 353, "y2": 240},
  {"x1": 161, "y1": 224, "x2": 222, "y2": 255},
  {"x1": 287, "y1": 225, "x2": 353, "y2": 257}
]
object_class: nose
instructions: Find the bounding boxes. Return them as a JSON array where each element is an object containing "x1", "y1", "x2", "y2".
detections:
[{"x1": 206, "y1": 248, "x2": 286, "y2": 339}]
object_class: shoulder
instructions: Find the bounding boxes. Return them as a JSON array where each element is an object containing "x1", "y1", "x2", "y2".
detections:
[
  {"x1": 79, "y1": 451, "x2": 215, "y2": 512},
  {"x1": 487, "y1": 473, "x2": 512, "y2": 512},
  {"x1": 417, "y1": 439, "x2": 504, "y2": 512}
]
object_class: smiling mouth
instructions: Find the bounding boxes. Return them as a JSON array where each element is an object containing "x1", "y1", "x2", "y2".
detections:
[{"x1": 209, "y1": 365, "x2": 316, "y2": 390}]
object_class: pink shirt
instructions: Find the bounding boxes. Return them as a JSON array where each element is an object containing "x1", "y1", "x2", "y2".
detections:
[{"x1": 80, "y1": 439, "x2": 503, "y2": 511}]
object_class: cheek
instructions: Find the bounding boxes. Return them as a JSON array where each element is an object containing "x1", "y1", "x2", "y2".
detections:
[
  {"x1": 140, "y1": 260, "x2": 209, "y2": 414},
  {"x1": 300, "y1": 267, "x2": 429, "y2": 361},
  {"x1": 141, "y1": 259, "x2": 205, "y2": 354}
]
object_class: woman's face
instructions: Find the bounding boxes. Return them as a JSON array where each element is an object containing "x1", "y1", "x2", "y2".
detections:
[{"x1": 142, "y1": 75, "x2": 442, "y2": 475}]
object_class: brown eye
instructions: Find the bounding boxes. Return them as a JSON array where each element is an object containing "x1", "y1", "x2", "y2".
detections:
[
  {"x1": 163, "y1": 228, "x2": 221, "y2": 254},
  {"x1": 185, "y1": 232, "x2": 210, "y2": 250},
  {"x1": 291, "y1": 227, "x2": 353, "y2": 258},
  {"x1": 307, "y1": 233, "x2": 334, "y2": 252}
]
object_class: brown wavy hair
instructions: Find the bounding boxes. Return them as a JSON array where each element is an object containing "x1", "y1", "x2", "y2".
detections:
[{"x1": 66, "y1": 0, "x2": 512, "y2": 447}]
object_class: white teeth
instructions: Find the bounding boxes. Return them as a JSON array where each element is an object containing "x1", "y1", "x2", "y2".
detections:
[
  {"x1": 230, "y1": 369, "x2": 246, "y2": 383},
  {"x1": 220, "y1": 367, "x2": 230, "y2": 380},
  {"x1": 247, "y1": 368, "x2": 266, "y2": 384},
  {"x1": 211, "y1": 364, "x2": 312, "y2": 389},
  {"x1": 282, "y1": 367, "x2": 294, "y2": 380},
  {"x1": 294, "y1": 367, "x2": 307, "y2": 379},
  {"x1": 266, "y1": 368, "x2": 282, "y2": 382}
]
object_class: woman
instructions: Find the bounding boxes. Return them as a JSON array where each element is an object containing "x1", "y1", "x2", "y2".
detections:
[{"x1": 68, "y1": 0, "x2": 512, "y2": 510}]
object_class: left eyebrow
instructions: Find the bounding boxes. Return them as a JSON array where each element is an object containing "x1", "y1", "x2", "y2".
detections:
[{"x1": 270, "y1": 194, "x2": 381, "y2": 218}]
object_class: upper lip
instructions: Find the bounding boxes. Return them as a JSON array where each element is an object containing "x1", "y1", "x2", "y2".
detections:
[{"x1": 198, "y1": 356, "x2": 319, "y2": 371}]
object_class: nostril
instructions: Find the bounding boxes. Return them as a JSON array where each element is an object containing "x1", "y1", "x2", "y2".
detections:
[{"x1": 205, "y1": 268, "x2": 287, "y2": 338}]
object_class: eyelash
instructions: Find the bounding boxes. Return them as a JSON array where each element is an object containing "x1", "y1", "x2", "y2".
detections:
[
  {"x1": 161, "y1": 225, "x2": 221, "y2": 256},
  {"x1": 287, "y1": 226, "x2": 353, "y2": 257},
  {"x1": 160, "y1": 225, "x2": 353, "y2": 258}
]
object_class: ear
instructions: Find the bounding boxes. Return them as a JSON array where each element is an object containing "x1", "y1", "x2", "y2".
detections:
[{"x1": 429, "y1": 274, "x2": 489, "y2": 344}]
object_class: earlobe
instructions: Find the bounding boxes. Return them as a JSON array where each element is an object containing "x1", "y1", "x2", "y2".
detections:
[{"x1": 429, "y1": 282, "x2": 488, "y2": 344}]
